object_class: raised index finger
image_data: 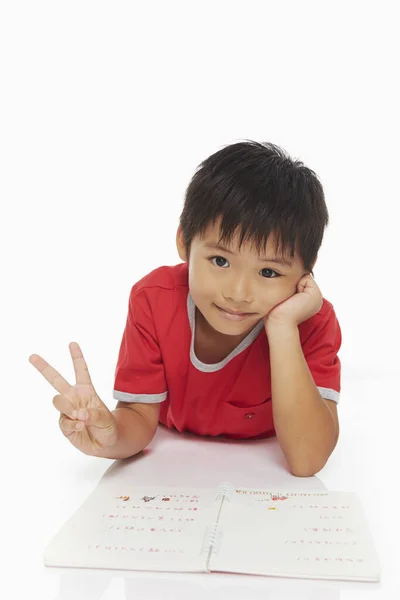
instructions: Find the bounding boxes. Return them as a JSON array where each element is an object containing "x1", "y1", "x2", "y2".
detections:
[
  {"x1": 28, "y1": 353, "x2": 72, "y2": 397},
  {"x1": 68, "y1": 341, "x2": 94, "y2": 386}
]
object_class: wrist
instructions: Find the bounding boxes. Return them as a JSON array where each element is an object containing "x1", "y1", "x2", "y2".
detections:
[
  {"x1": 265, "y1": 318, "x2": 298, "y2": 338},
  {"x1": 91, "y1": 408, "x2": 155, "y2": 459}
]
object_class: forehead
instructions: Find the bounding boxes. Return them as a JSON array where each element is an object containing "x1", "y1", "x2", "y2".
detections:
[{"x1": 196, "y1": 220, "x2": 294, "y2": 260}]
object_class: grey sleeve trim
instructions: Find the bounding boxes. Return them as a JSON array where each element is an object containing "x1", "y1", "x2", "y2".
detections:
[
  {"x1": 113, "y1": 390, "x2": 167, "y2": 404},
  {"x1": 317, "y1": 386, "x2": 340, "y2": 404}
]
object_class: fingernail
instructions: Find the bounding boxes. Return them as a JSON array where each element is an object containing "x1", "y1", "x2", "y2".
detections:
[{"x1": 72, "y1": 410, "x2": 77, "y2": 419}]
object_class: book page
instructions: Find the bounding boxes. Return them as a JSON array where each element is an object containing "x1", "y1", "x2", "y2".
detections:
[
  {"x1": 44, "y1": 483, "x2": 218, "y2": 573},
  {"x1": 209, "y1": 489, "x2": 380, "y2": 582}
]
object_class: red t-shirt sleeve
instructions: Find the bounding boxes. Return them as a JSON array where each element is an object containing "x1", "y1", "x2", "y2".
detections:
[
  {"x1": 301, "y1": 304, "x2": 342, "y2": 402},
  {"x1": 113, "y1": 287, "x2": 167, "y2": 403}
]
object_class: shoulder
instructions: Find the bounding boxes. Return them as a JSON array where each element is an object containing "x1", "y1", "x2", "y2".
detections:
[
  {"x1": 126, "y1": 262, "x2": 189, "y2": 324},
  {"x1": 301, "y1": 297, "x2": 339, "y2": 330},
  {"x1": 130, "y1": 262, "x2": 188, "y2": 299},
  {"x1": 315, "y1": 297, "x2": 337, "y2": 323},
  {"x1": 298, "y1": 297, "x2": 342, "y2": 351},
  {"x1": 299, "y1": 296, "x2": 341, "y2": 340}
]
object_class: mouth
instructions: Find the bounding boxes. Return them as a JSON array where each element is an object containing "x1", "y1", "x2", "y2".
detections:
[{"x1": 214, "y1": 304, "x2": 256, "y2": 321}]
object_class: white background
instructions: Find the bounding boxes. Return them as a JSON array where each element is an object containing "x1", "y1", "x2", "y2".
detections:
[{"x1": 1, "y1": 1, "x2": 399, "y2": 598}]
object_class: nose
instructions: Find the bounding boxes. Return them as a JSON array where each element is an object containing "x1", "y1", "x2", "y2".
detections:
[{"x1": 222, "y1": 275, "x2": 253, "y2": 305}]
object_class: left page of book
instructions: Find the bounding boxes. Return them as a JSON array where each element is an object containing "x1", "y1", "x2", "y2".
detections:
[{"x1": 44, "y1": 483, "x2": 218, "y2": 573}]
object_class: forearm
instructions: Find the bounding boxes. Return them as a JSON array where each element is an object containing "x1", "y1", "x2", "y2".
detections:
[
  {"x1": 267, "y1": 322, "x2": 338, "y2": 477},
  {"x1": 92, "y1": 407, "x2": 157, "y2": 459}
]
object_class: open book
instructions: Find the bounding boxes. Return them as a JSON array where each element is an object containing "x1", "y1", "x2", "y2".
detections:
[{"x1": 44, "y1": 481, "x2": 380, "y2": 582}]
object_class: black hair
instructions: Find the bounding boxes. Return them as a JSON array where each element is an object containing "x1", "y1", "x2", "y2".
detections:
[{"x1": 178, "y1": 140, "x2": 329, "y2": 275}]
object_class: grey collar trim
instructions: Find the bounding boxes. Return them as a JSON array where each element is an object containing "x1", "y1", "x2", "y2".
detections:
[{"x1": 187, "y1": 292, "x2": 265, "y2": 373}]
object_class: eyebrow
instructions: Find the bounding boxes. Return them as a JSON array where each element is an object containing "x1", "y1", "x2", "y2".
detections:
[{"x1": 203, "y1": 243, "x2": 293, "y2": 267}]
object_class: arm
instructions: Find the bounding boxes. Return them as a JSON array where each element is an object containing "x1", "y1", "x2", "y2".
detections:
[
  {"x1": 267, "y1": 321, "x2": 339, "y2": 477},
  {"x1": 92, "y1": 401, "x2": 161, "y2": 459},
  {"x1": 105, "y1": 284, "x2": 166, "y2": 460}
]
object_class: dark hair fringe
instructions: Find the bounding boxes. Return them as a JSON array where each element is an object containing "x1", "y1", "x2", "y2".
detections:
[{"x1": 179, "y1": 140, "x2": 329, "y2": 274}]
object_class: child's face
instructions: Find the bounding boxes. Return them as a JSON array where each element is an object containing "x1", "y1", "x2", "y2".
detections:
[{"x1": 177, "y1": 219, "x2": 313, "y2": 338}]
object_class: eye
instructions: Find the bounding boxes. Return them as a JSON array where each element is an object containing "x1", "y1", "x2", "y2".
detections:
[
  {"x1": 210, "y1": 256, "x2": 229, "y2": 268},
  {"x1": 260, "y1": 268, "x2": 280, "y2": 279}
]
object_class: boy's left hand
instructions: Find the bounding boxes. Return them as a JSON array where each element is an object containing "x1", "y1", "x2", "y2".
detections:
[{"x1": 264, "y1": 274, "x2": 323, "y2": 329}]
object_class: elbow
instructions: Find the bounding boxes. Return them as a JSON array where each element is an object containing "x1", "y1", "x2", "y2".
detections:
[
  {"x1": 289, "y1": 457, "x2": 329, "y2": 478},
  {"x1": 290, "y1": 465, "x2": 322, "y2": 477},
  {"x1": 289, "y1": 433, "x2": 339, "y2": 477}
]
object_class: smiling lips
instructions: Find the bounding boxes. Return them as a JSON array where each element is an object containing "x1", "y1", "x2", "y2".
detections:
[{"x1": 215, "y1": 304, "x2": 256, "y2": 321}]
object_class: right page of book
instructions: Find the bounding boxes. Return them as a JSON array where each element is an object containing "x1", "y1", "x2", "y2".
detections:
[{"x1": 209, "y1": 488, "x2": 380, "y2": 582}]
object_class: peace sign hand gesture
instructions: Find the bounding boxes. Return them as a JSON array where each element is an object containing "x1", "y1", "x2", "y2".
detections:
[{"x1": 29, "y1": 342, "x2": 117, "y2": 456}]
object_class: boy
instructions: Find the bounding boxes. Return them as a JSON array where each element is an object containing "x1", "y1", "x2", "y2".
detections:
[{"x1": 29, "y1": 140, "x2": 341, "y2": 477}]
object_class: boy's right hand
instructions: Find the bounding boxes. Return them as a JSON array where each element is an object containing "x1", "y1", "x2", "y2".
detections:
[{"x1": 29, "y1": 342, "x2": 117, "y2": 456}]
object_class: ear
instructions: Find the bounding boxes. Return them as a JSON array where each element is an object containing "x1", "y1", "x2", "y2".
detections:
[{"x1": 176, "y1": 226, "x2": 188, "y2": 262}]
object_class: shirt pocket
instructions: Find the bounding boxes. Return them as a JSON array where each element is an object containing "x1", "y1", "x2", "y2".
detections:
[{"x1": 217, "y1": 397, "x2": 274, "y2": 438}]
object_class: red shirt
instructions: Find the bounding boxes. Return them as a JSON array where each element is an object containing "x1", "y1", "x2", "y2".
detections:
[{"x1": 113, "y1": 262, "x2": 342, "y2": 439}]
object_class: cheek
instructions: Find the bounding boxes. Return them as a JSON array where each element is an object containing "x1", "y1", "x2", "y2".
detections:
[
  {"x1": 190, "y1": 281, "x2": 215, "y2": 300},
  {"x1": 188, "y1": 264, "x2": 214, "y2": 297},
  {"x1": 259, "y1": 280, "x2": 296, "y2": 305}
]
